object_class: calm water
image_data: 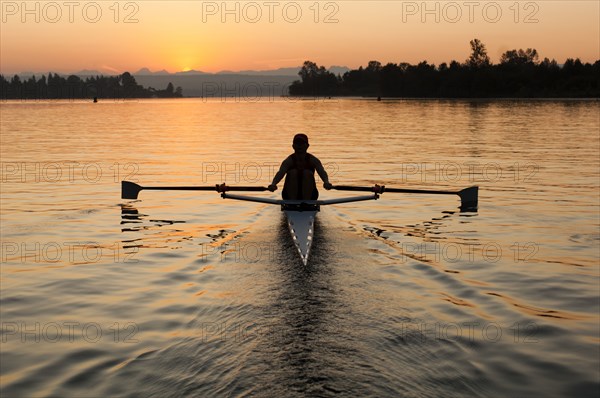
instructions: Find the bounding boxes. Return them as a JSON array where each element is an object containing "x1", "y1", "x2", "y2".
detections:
[{"x1": 1, "y1": 98, "x2": 599, "y2": 397}]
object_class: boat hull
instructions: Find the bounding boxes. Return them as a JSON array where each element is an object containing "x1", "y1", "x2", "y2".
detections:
[
  {"x1": 282, "y1": 203, "x2": 319, "y2": 265},
  {"x1": 219, "y1": 192, "x2": 379, "y2": 264}
]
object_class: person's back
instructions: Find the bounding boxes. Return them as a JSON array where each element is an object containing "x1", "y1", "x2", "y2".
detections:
[
  {"x1": 282, "y1": 151, "x2": 318, "y2": 200},
  {"x1": 268, "y1": 134, "x2": 332, "y2": 200}
]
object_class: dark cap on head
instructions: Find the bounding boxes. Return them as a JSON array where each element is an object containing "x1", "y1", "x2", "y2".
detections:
[{"x1": 293, "y1": 133, "x2": 309, "y2": 144}]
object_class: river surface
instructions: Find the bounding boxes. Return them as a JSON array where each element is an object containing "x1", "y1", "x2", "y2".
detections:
[{"x1": 1, "y1": 98, "x2": 599, "y2": 397}]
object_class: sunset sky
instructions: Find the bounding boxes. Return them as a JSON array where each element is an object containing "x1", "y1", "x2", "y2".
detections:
[{"x1": 1, "y1": 1, "x2": 598, "y2": 74}]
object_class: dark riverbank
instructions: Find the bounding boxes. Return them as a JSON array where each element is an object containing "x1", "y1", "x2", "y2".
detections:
[
  {"x1": 0, "y1": 72, "x2": 183, "y2": 100},
  {"x1": 289, "y1": 41, "x2": 599, "y2": 99}
]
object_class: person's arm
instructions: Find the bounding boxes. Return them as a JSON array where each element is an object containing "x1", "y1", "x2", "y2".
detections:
[
  {"x1": 312, "y1": 155, "x2": 333, "y2": 189},
  {"x1": 268, "y1": 157, "x2": 292, "y2": 191}
]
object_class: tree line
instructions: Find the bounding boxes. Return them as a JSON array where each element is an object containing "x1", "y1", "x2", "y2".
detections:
[
  {"x1": 0, "y1": 72, "x2": 183, "y2": 99},
  {"x1": 289, "y1": 39, "x2": 599, "y2": 98}
]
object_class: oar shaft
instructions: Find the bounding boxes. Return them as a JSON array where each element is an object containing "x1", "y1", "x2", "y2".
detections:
[
  {"x1": 224, "y1": 186, "x2": 268, "y2": 191},
  {"x1": 143, "y1": 186, "x2": 216, "y2": 191},
  {"x1": 384, "y1": 188, "x2": 457, "y2": 195},
  {"x1": 332, "y1": 185, "x2": 383, "y2": 193},
  {"x1": 121, "y1": 180, "x2": 268, "y2": 200},
  {"x1": 332, "y1": 184, "x2": 478, "y2": 211},
  {"x1": 142, "y1": 186, "x2": 267, "y2": 192},
  {"x1": 333, "y1": 185, "x2": 460, "y2": 195}
]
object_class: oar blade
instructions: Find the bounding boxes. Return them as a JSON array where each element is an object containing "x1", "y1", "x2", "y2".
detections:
[
  {"x1": 458, "y1": 186, "x2": 478, "y2": 211},
  {"x1": 122, "y1": 181, "x2": 142, "y2": 200}
]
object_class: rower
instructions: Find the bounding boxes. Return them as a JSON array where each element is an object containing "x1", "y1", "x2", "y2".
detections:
[{"x1": 268, "y1": 134, "x2": 333, "y2": 200}]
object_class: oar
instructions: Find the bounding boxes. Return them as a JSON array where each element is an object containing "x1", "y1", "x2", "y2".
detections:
[
  {"x1": 122, "y1": 181, "x2": 268, "y2": 200},
  {"x1": 332, "y1": 184, "x2": 478, "y2": 209}
]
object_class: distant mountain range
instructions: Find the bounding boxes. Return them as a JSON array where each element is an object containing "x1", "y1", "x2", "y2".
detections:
[
  {"x1": 5, "y1": 66, "x2": 351, "y2": 97},
  {"x1": 129, "y1": 67, "x2": 352, "y2": 97},
  {"x1": 135, "y1": 66, "x2": 351, "y2": 76},
  {"x1": 8, "y1": 66, "x2": 350, "y2": 78}
]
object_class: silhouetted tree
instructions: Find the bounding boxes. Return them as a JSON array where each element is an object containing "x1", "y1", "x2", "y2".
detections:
[
  {"x1": 500, "y1": 48, "x2": 539, "y2": 65},
  {"x1": 366, "y1": 61, "x2": 382, "y2": 72},
  {"x1": 298, "y1": 61, "x2": 319, "y2": 80},
  {"x1": 290, "y1": 60, "x2": 338, "y2": 96},
  {"x1": 466, "y1": 39, "x2": 491, "y2": 68}
]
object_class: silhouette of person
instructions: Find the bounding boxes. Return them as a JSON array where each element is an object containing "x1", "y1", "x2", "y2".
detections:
[{"x1": 268, "y1": 134, "x2": 332, "y2": 200}]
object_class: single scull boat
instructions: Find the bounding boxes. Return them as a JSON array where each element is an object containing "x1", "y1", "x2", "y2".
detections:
[{"x1": 121, "y1": 181, "x2": 478, "y2": 265}]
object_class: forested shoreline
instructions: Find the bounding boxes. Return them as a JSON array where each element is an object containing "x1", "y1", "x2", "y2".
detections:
[
  {"x1": 289, "y1": 40, "x2": 599, "y2": 98},
  {"x1": 0, "y1": 72, "x2": 183, "y2": 99}
]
